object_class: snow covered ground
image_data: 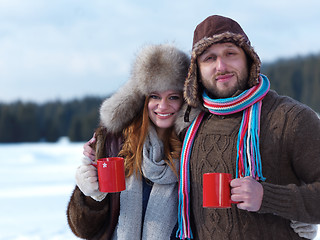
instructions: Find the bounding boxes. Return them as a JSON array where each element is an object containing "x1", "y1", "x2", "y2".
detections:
[
  {"x1": 0, "y1": 138, "x2": 319, "y2": 239},
  {"x1": 0, "y1": 138, "x2": 81, "y2": 240}
]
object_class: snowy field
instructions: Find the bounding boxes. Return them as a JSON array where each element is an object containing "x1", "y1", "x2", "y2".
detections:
[
  {"x1": 0, "y1": 138, "x2": 81, "y2": 240},
  {"x1": 0, "y1": 138, "x2": 319, "y2": 239}
]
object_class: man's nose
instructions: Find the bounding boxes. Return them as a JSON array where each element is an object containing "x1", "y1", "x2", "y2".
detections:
[{"x1": 216, "y1": 57, "x2": 227, "y2": 72}]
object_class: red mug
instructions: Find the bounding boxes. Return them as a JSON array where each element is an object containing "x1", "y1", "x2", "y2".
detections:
[
  {"x1": 92, "y1": 157, "x2": 126, "y2": 193},
  {"x1": 203, "y1": 173, "x2": 238, "y2": 208}
]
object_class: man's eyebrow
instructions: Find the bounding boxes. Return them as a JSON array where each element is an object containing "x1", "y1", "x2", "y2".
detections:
[
  {"x1": 225, "y1": 43, "x2": 238, "y2": 49},
  {"x1": 200, "y1": 48, "x2": 212, "y2": 57}
]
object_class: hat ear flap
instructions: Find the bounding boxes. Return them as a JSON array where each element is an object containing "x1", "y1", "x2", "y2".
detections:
[
  {"x1": 240, "y1": 39, "x2": 261, "y2": 87},
  {"x1": 248, "y1": 62, "x2": 260, "y2": 87},
  {"x1": 184, "y1": 57, "x2": 201, "y2": 108},
  {"x1": 247, "y1": 54, "x2": 261, "y2": 87}
]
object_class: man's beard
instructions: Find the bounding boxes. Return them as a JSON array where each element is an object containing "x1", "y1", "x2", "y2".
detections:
[{"x1": 205, "y1": 72, "x2": 248, "y2": 99}]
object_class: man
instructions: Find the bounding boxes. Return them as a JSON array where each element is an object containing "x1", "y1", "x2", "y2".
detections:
[{"x1": 176, "y1": 15, "x2": 320, "y2": 239}]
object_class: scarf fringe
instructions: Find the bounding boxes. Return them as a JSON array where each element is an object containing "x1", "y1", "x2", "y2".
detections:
[{"x1": 176, "y1": 111, "x2": 204, "y2": 239}]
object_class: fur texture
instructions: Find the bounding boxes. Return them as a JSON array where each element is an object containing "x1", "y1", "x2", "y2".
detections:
[
  {"x1": 174, "y1": 103, "x2": 202, "y2": 135},
  {"x1": 100, "y1": 44, "x2": 190, "y2": 133}
]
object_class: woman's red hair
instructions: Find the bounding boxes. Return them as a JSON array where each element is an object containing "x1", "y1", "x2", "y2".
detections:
[{"x1": 119, "y1": 97, "x2": 181, "y2": 178}]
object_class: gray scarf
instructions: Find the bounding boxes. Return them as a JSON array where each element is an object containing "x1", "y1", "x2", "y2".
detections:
[{"x1": 112, "y1": 126, "x2": 179, "y2": 240}]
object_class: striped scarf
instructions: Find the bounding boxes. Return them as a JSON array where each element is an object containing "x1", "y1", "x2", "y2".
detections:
[{"x1": 176, "y1": 74, "x2": 270, "y2": 239}]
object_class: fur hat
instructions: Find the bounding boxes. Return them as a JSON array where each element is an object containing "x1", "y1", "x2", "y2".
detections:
[
  {"x1": 100, "y1": 44, "x2": 190, "y2": 133},
  {"x1": 185, "y1": 15, "x2": 261, "y2": 107}
]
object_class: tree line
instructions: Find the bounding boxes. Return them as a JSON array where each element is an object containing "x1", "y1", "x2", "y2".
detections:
[
  {"x1": 0, "y1": 97, "x2": 104, "y2": 142},
  {"x1": 262, "y1": 53, "x2": 320, "y2": 113},
  {"x1": 0, "y1": 53, "x2": 319, "y2": 143}
]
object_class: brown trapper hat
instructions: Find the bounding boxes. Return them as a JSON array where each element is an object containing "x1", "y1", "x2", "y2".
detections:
[{"x1": 185, "y1": 15, "x2": 261, "y2": 107}]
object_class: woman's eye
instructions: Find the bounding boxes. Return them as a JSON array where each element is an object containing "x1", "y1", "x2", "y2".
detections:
[
  {"x1": 169, "y1": 95, "x2": 181, "y2": 100},
  {"x1": 150, "y1": 95, "x2": 160, "y2": 99}
]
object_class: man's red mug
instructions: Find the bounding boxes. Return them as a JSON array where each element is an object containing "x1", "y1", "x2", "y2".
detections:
[
  {"x1": 203, "y1": 172, "x2": 238, "y2": 208},
  {"x1": 92, "y1": 157, "x2": 126, "y2": 193}
]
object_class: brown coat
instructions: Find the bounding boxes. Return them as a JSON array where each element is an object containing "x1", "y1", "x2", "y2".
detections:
[{"x1": 67, "y1": 128, "x2": 123, "y2": 239}]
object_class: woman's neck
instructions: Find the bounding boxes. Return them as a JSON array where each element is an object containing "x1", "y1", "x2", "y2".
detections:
[{"x1": 156, "y1": 128, "x2": 166, "y2": 142}]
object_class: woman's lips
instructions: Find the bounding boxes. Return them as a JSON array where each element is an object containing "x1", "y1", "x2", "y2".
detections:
[{"x1": 155, "y1": 112, "x2": 174, "y2": 118}]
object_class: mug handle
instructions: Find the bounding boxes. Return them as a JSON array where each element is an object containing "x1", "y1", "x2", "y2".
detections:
[{"x1": 91, "y1": 162, "x2": 97, "y2": 168}]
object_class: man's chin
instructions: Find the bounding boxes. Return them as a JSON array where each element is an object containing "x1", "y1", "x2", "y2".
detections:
[{"x1": 210, "y1": 89, "x2": 238, "y2": 99}]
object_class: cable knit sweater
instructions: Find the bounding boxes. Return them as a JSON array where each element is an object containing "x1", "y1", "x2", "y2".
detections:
[{"x1": 186, "y1": 90, "x2": 320, "y2": 239}]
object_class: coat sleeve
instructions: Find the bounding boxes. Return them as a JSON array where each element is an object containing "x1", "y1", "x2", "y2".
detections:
[
  {"x1": 259, "y1": 106, "x2": 320, "y2": 224},
  {"x1": 67, "y1": 186, "x2": 113, "y2": 239},
  {"x1": 66, "y1": 127, "x2": 123, "y2": 239}
]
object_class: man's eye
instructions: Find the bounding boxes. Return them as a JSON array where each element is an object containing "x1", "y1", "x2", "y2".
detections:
[
  {"x1": 227, "y1": 51, "x2": 236, "y2": 56},
  {"x1": 204, "y1": 55, "x2": 219, "y2": 62}
]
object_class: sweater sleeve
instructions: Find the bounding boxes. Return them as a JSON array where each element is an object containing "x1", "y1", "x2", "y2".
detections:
[{"x1": 259, "y1": 106, "x2": 320, "y2": 224}]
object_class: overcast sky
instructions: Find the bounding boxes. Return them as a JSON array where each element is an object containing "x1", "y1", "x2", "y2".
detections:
[{"x1": 1, "y1": 0, "x2": 320, "y2": 103}]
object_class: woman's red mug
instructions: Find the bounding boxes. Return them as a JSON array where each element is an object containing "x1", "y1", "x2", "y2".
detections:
[
  {"x1": 203, "y1": 173, "x2": 239, "y2": 208},
  {"x1": 92, "y1": 157, "x2": 126, "y2": 193}
]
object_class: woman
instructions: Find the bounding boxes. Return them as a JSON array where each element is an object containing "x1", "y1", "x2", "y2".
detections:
[{"x1": 67, "y1": 44, "x2": 190, "y2": 239}]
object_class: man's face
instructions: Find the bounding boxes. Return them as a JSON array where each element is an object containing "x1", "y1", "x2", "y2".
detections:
[{"x1": 197, "y1": 42, "x2": 249, "y2": 98}]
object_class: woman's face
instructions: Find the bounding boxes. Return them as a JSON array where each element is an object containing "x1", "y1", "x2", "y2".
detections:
[{"x1": 148, "y1": 90, "x2": 183, "y2": 133}]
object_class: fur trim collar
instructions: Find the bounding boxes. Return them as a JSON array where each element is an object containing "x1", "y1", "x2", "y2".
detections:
[{"x1": 174, "y1": 103, "x2": 202, "y2": 136}]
